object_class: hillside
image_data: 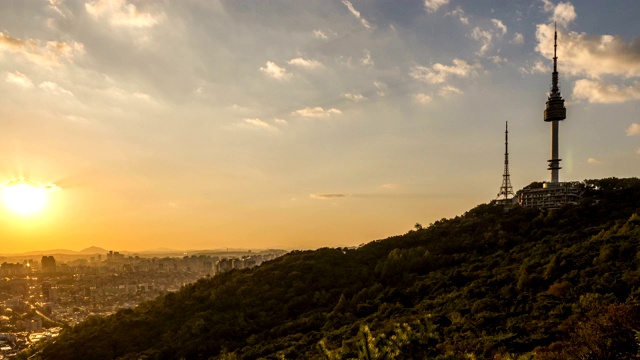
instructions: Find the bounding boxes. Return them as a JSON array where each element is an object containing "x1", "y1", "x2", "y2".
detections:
[{"x1": 33, "y1": 178, "x2": 640, "y2": 359}]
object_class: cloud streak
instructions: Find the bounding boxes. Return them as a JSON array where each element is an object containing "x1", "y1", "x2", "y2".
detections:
[
  {"x1": 260, "y1": 61, "x2": 292, "y2": 81},
  {"x1": 293, "y1": 107, "x2": 342, "y2": 118},
  {"x1": 310, "y1": 193, "x2": 348, "y2": 200},
  {"x1": 410, "y1": 59, "x2": 477, "y2": 84},
  {"x1": 342, "y1": 0, "x2": 372, "y2": 29},
  {"x1": 0, "y1": 32, "x2": 83, "y2": 66},
  {"x1": 85, "y1": 0, "x2": 164, "y2": 28}
]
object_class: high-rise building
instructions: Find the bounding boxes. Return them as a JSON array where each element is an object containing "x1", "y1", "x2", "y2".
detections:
[{"x1": 41, "y1": 256, "x2": 57, "y2": 273}]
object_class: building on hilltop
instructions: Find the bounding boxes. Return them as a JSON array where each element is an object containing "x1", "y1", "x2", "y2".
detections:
[{"x1": 517, "y1": 24, "x2": 581, "y2": 210}]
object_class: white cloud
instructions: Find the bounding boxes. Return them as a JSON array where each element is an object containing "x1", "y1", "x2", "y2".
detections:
[
  {"x1": 361, "y1": 50, "x2": 374, "y2": 66},
  {"x1": 587, "y1": 157, "x2": 602, "y2": 164},
  {"x1": 0, "y1": 32, "x2": 83, "y2": 67},
  {"x1": 292, "y1": 107, "x2": 342, "y2": 118},
  {"x1": 410, "y1": 59, "x2": 477, "y2": 84},
  {"x1": 520, "y1": 60, "x2": 549, "y2": 75},
  {"x1": 438, "y1": 85, "x2": 463, "y2": 96},
  {"x1": 637, "y1": 148, "x2": 640, "y2": 156},
  {"x1": 511, "y1": 33, "x2": 524, "y2": 44},
  {"x1": 243, "y1": 118, "x2": 273, "y2": 129},
  {"x1": 626, "y1": 123, "x2": 640, "y2": 136},
  {"x1": 5, "y1": 71, "x2": 34, "y2": 88},
  {"x1": 313, "y1": 30, "x2": 328, "y2": 40},
  {"x1": 343, "y1": 93, "x2": 366, "y2": 101},
  {"x1": 374, "y1": 81, "x2": 387, "y2": 97},
  {"x1": 381, "y1": 184, "x2": 397, "y2": 190},
  {"x1": 424, "y1": 0, "x2": 449, "y2": 13},
  {"x1": 492, "y1": 56, "x2": 507, "y2": 64},
  {"x1": 552, "y1": 2, "x2": 577, "y2": 26},
  {"x1": 413, "y1": 93, "x2": 432, "y2": 104},
  {"x1": 39, "y1": 81, "x2": 73, "y2": 96},
  {"x1": 342, "y1": 0, "x2": 372, "y2": 29},
  {"x1": 491, "y1": 19, "x2": 507, "y2": 36},
  {"x1": 447, "y1": 7, "x2": 468, "y2": 24},
  {"x1": 471, "y1": 27, "x2": 493, "y2": 55},
  {"x1": 573, "y1": 79, "x2": 640, "y2": 104},
  {"x1": 85, "y1": 0, "x2": 164, "y2": 28},
  {"x1": 536, "y1": 24, "x2": 640, "y2": 79},
  {"x1": 310, "y1": 193, "x2": 348, "y2": 200},
  {"x1": 274, "y1": 118, "x2": 288, "y2": 125},
  {"x1": 287, "y1": 58, "x2": 323, "y2": 69},
  {"x1": 259, "y1": 61, "x2": 292, "y2": 81}
]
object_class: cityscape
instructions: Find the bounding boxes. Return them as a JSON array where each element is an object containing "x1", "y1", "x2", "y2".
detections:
[{"x1": 0, "y1": 248, "x2": 286, "y2": 356}]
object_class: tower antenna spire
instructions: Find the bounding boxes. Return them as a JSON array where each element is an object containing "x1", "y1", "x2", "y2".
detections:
[
  {"x1": 497, "y1": 121, "x2": 514, "y2": 201},
  {"x1": 544, "y1": 22, "x2": 566, "y2": 183}
]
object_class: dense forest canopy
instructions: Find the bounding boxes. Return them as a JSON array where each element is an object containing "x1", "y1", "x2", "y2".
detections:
[{"x1": 31, "y1": 178, "x2": 640, "y2": 359}]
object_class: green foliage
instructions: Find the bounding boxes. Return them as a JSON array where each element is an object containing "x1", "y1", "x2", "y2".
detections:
[{"x1": 37, "y1": 178, "x2": 640, "y2": 359}]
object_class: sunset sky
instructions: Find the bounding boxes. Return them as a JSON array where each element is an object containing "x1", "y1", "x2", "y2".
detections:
[{"x1": 1, "y1": 0, "x2": 639, "y2": 253}]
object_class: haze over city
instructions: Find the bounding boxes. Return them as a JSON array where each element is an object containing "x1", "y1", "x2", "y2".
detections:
[{"x1": 0, "y1": 0, "x2": 639, "y2": 253}]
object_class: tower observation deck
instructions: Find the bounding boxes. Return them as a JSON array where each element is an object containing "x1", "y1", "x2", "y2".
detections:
[
  {"x1": 517, "y1": 24, "x2": 581, "y2": 210},
  {"x1": 544, "y1": 24, "x2": 566, "y2": 184}
]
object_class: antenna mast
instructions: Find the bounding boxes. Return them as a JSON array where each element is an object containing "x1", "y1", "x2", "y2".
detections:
[{"x1": 497, "y1": 121, "x2": 514, "y2": 201}]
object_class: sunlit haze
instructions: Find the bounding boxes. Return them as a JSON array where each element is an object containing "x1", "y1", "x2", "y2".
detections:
[{"x1": 0, "y1": 0, "x2": 638, "y2": 253}]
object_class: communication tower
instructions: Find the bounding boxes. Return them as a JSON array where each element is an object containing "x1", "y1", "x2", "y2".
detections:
[
  {"x1": 544, "y1": 24, "x2": 566, "y2": 183},
  {"x1": 497, "y1": 121, "x2": 514, "y2": 202}
]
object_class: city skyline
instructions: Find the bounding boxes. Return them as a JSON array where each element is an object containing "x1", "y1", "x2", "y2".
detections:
[{"x1": 0, "y1": 0, "x2": 639, "y2": 253}]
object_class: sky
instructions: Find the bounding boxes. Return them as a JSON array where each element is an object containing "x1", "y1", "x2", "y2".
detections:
[{"x1": 0, "y1": 0, "x2": 639, "y2": 253}]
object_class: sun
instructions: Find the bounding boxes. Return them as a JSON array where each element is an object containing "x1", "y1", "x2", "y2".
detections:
[{"x1": 2, "y1": 179, "x2": 50, "y2": 216}]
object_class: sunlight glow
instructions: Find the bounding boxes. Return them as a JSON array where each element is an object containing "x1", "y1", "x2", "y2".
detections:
[{"x1": 2, "y1": 179, "x2": 53, "y2": 216}]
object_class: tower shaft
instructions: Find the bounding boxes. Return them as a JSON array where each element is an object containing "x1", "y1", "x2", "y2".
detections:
[
  {"x1": 544, "y1": 24, "x2": 566, "y2": 183},
  {"x1": 497, "y1": 121, "x2": 514, "y2": 200}
]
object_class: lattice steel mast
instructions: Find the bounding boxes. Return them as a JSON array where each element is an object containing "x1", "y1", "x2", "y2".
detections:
[{"x1": 497, "y1": 121, "x2": 514, "y2": 201}]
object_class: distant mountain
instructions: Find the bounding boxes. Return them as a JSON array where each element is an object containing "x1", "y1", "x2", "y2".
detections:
[
  {"x1": 17, "y1": 249, "x2": 78, "y2": 256},
  {"x1": 37, "y1": 178, "x2": 640, "y2": 359},
  {"x1": 79, "y1": 246, "x2": 108, "y2": 254}
]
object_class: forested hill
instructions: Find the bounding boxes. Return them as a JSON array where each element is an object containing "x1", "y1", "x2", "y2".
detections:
[{"x1": 34, "y1": 178, "x2": 640, "y2": 359}]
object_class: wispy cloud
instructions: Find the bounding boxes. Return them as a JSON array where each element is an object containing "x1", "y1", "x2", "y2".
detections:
[
  {"x1": 491, "y1": 19, "x2": 507, "y2": 36},
  {"x1": 313, "y1": 30, "x2": 328, "y2": 40},
  {"x1": 39, "y1": 81, "x2": 74, "y2": 96},
  {"x1": 361, "y1": 50, "x2": 374, "y2": 66},
  {"x1": 343, "y1": 93, "x2": 366, "y2": 102},
  {"x1": 310, "y1": 193, "x2": 348, "y2": 200},
  {"x1": 414, "y1": 93, "x2": 432, "y2": 104},
  {"x1": 520, "y1": 60, "x2": 549, "y2": 75},
  {"x1": 292, "y1": 107, "x2": 342, "y2": 118},
  {"x1": 374, "y1": 81, "x2": 387, "y2": 97},
  {"x1": 587, "y1": 157, "x2": 602, "y2": 164},
  {"x1": 511, "y1": 32, "x2": 524, "y2": 44},
  {"x1": 424, "y1": 0, "x2": 449, "y2": 13},
  {"x1": 573, "y1": 80, "x2": 640, "y2": 104},
  {"x1": 342, "y1": 0, "x2": 372, "y2": 29},
  {"x1": 287, "y1": 58, "x2": 323, "y2": 69},
  {"x1": 5, "y1": 71, "x2": 34, "y2": 88},
  {"x1": 410, "y1": 59, "x2": 477, "y2": 84},
  {"x1": 0, "y1": 32, "x2": 83, "y2": 67},
  {"x1": 626, "y1": 123, "x2": 640, "y2": 136},
  {"x1": 446, "y1": 6, "x2": 468, "y2": 24},
  {"x1": 260, "y1": 61, "x2": 292, "y2": 81},
  {"x1": 438, "y1": 85, "x2": 463, "y2": 97},
  {"x1": 85, "y1": 0, "x2": 164, "y2": 28}
]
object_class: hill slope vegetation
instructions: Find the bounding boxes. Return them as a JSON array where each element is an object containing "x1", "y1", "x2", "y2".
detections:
[{"x1": 34, "y1": 178, "x2": 640, "y2": 359}]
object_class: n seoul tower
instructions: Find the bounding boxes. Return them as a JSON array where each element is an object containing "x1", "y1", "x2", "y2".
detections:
[{"x1": 543, "y1": 24, "x2": 566, "y2": 184}]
